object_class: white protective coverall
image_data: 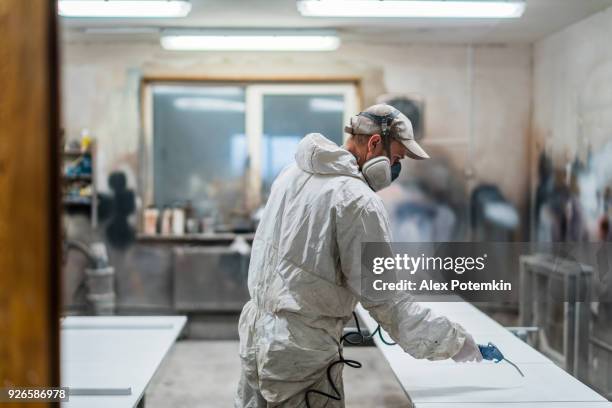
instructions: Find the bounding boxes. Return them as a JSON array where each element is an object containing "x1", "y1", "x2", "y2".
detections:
[{"x1": 236, "y1": 133, "x2": 468, "y2": 407}]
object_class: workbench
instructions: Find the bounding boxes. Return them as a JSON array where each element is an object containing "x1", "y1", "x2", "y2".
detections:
[
  {"x1": 60, "y1": 315, "x2": 186, "y2": 408},
  {"x1": 355, "y1": 300, "x2": 611, "y2": 408}
]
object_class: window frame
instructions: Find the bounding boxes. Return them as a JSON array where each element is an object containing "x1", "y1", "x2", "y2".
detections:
[{"x1": 140, "y1": 78, "x2": 360, "y2": 229}]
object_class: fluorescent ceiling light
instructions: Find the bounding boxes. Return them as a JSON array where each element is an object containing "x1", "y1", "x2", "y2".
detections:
[
  {"x1": 297, "y1": 0, "x2": 526, "y2": 19},
  {"x1": 58, "y1": 0, "x2": 192, "y2": 18},
  {"x1": 161, "y1": 30, "x2": 340, "y2": 51}
]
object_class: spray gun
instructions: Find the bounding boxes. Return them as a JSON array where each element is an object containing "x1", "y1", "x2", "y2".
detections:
[{"x1": 478, "y1": 342, "x2": 524, "y2": 377}]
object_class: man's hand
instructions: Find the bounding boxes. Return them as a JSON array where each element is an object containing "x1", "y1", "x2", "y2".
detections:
[{"x1": 452, "y1": 334, "x2": 483, "y2": 363}]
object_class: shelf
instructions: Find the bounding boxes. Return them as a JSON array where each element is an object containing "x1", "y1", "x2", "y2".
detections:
[
  {"x1": 63, "y1": 174, "x2": 93, "y2": 182},
  {"x1": 63, "y1": 196, "x2": 92, "y2": 206},
  {"x1": 137, "y1": 233, "x2": 255, "y2": 245},
  {"x1": 61, "y1": 140, "x2": 97, "y2": 228},
  {"x1": 63, "y1": 149, "x2": 90, "y2": 157}
]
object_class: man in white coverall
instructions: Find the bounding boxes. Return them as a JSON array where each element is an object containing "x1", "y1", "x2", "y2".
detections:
[{"x1": 236, "y1": 104, "x2": 482, "y2": 408}]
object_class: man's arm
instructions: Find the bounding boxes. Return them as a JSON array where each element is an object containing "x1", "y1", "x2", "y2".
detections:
[{"x1": 336, "y1": 196, "x2": 476, "y2": 361}]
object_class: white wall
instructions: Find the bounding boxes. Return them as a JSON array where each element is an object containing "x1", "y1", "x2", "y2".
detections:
[
  {"x1": 61, "y1": 40, "x2": 532, "y2": 213},
  {"x1": 533, "y1": 5, "x2": 612, "y2": 169},
  {"x1": 532, "y1": 7, "x2": 612, "y2": 392},
  {"x1": 532, "y1": 5, "x2": 612, "y2": 236}
]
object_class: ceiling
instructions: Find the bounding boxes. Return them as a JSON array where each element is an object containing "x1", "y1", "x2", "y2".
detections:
[{"x1": 61, "y1": 0, "x2": 612, "y2": 45}]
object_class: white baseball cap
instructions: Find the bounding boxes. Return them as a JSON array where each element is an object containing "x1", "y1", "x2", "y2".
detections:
[{"x1": 345, "y1": 103, "x2": 429, "y2": 160}]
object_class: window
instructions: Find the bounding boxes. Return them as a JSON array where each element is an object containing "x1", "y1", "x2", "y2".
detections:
[{"x1": 142, "y1": 82, "x2": 358, "y2": 229}]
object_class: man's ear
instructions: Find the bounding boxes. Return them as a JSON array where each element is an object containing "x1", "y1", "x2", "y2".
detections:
[{"x1": 367, "y1": 134, "x2": 382, "y2": 153}]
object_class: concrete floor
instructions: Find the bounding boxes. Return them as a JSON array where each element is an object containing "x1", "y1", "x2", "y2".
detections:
[{"x1": 146, "y1": 340, "x2": 410, "y2": 407}]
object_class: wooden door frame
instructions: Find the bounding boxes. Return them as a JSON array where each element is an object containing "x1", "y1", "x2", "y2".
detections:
[{"x1": 0, "y1": 0, "x2": 61, "y2": 402}]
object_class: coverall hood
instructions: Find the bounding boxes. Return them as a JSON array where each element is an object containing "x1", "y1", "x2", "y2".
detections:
[{"x1": 294, "y1": 133, "x2": 364, "y2": 179}]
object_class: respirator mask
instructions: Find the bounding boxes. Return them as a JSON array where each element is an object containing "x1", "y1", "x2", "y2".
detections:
[{"x1": 359, "y1": 110, "x2": 402, "y2": 192}]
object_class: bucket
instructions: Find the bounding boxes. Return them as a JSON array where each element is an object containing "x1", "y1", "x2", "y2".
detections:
[
  {"x1": 86, "y1": 292, "x2": 116, "y2": 315},
  {"x1": 85, "y1": 266, "x2": 115, "y2": 315},
  {"x1": 85, "y1": 266, "x2": 114, "y2": 295}
]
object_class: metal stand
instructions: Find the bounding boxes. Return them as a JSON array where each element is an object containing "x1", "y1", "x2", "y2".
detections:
[{"x1": 520, "y1": 254, "x2": 593, "y2": 381}]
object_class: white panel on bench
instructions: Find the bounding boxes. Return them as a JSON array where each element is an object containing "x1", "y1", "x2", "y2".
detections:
[
  {"x1": 396, "y1": 363, "x2": 602, "y2": 403},
  {"x1": 355, "y1": 305, "x2": 549, "y2": 364},
  {"x1": 61, "y1": 316, "x2": 186, "y2": 408},
  {"x1": 354, "y1": 303, "x2": 606, "y2": 404},
  {"x1": 413, "y1": 301, "x2": 512, "y2": 335}
]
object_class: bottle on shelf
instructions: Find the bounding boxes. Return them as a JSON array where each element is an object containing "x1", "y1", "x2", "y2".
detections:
[
  {"x1": 171, "y1": 206, "x2": 185, "y2": 236},
  {"x1": 161, "y1": 206, "x2": 173, "y2": 236},
  {"x1": 143, "y1": 206, "x2": 160, "y2": 235}
]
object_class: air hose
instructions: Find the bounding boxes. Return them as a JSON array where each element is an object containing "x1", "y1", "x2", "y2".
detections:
[{"x1": 304, "y1": 312, "x2": 396, "y2": 407}]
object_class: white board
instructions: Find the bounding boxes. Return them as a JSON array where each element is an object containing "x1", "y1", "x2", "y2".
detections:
[
  {"x1": 355, "y1": 302, "x2": 606, "y2": 404},
  {"x1": 61, "y1": 316, "x2": 186, "y2": 408}
]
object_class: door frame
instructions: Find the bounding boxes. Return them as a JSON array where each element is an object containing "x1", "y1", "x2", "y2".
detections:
[{"x1": 0, "y1": 0, "x2": 61, "y2": 398}]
